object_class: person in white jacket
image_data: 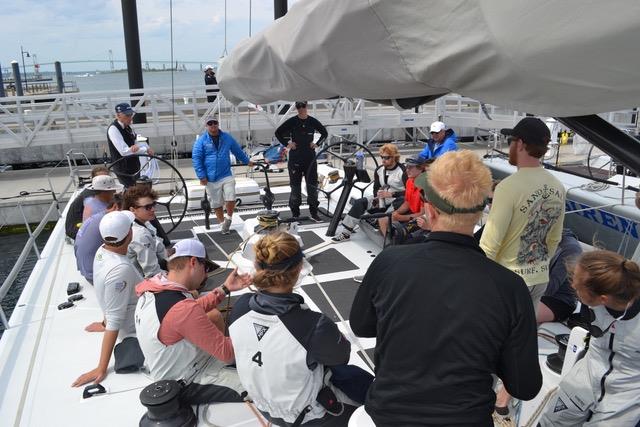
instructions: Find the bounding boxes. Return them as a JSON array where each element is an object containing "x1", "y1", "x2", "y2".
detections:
[
  {"x1": 540, "y1": 250, "x2": 640, "y2": 427},
  {"x1": 123, "y1": 185, "x2": 166, "y2": 278}
]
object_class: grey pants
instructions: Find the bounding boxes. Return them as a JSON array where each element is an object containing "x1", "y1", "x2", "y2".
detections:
[{"x1": 539, "y1": 357, "x2": 640, "y2": 426}]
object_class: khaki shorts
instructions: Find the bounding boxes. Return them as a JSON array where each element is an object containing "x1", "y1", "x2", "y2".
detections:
[
  {"x1": 206, "y1": 176, "x2": 236, "y2": 209},
  {"x1": 528, "y1": 282, "x2": 548, "y2": 312}
]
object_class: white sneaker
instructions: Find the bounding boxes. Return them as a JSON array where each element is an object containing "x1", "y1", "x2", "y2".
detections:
[
  {"x1": 221, "y1": 217, "x2": 232, "y2": 234},
  {"x1": 331, "y1": 231, "x2": 351, "y2": 242}
]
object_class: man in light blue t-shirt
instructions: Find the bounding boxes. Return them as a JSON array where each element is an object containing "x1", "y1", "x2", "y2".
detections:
[{"x1": 75, "y1": 195, "x2": 122, "y2": 284}]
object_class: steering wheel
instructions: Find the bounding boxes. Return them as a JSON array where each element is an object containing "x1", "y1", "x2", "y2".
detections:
[
  {"x1": 108, "y1": 154, "x2": 188, "y2": 234},
  {"x1": 308, "y1": 140, "x2": 380, "y2": 219}
]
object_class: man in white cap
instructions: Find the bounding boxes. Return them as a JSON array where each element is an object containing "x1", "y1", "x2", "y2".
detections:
[
  {"x1": 73, "y1": 210, "x2": 144, "y2": 387},
  {"x1": 135, "y1": 239, "x2": 252, "y2": 404},
  {"x1": 82, "y1": 174, "x2": 124, "y2": 221},
  {"x1": 418, "y1": 121, "x2": 458, "y2": 162},
  {"x1": 204, "y1": 65, "x2": 218, "y2": 102}
]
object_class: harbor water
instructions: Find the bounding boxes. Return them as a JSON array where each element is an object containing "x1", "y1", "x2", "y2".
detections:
[
  {"x1": 71, "y1": 70, "x2": 206, "y2": 92},
  {"x1": 0, "y1": 229, "x2": 52, "y2": 338}
]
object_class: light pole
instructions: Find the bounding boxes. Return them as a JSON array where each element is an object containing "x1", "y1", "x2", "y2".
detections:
[{"x1": 20, "y1": 46, "x2": 30, "y2": 93}]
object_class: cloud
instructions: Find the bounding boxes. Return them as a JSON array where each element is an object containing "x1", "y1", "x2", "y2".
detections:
[{"x1": 1, "y1": 0, "x2": 303, "y2": 72}]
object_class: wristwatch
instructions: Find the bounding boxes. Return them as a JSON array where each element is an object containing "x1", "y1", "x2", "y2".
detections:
[{"x1": 220, "y1": 284, "x2": 231, "y2": 296}]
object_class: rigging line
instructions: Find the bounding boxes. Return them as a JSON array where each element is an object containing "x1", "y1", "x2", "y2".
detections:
[
  {"x1": 222, "y1": 0, "x2": 228, "y2": 56},
  {"x1": 169, "y1": 0, "x2": 177, "y2": 188},
  {"x1": 246, "y1": 0, "x2": 252, "y2": 173},
  {"x1": 307, "y1": 270, "x2": 376, "y2": 370}
]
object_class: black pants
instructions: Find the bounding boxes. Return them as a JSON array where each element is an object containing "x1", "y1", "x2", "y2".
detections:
[{"x1": 289, "y1": 158, "x2": 319, "y2": 217}]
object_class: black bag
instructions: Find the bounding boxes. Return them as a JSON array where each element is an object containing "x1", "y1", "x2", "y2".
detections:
[{"x1": 114, "y1": 337, "x2": 145, "y2": 373}]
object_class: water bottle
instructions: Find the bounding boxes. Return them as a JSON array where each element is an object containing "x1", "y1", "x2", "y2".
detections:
[{"x1": 355, "y1": 150, "x2": 365, "y2": 170}]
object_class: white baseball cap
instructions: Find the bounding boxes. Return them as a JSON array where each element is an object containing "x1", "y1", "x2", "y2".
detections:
[
  {"x1": 168, "y1": 239, "x2": 219, "y2": 272},
  {"x1": 88, "y1": 175, "x2": 124, "y2": 192},
  {"x1": 204, "y1": 65, "x2": 214, "y2": 71},
  {"x1": 99, "y1": 211, "x2": 135, "y2": 243},
  {"x1": 430, "y1": 121, "x2": 446, "y2": 133}
]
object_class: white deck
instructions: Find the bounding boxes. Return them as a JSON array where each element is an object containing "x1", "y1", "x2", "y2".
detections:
[{"x1": 2, "y1": 162, "x2": 636, "y2": 425}]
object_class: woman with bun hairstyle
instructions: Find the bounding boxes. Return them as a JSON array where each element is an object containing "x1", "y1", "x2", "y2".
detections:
[
  {"x1": 228, "y1": 231, "x2": 372, "y2": 426},
  {"x1": 540, "y1": 250, "x2": 640, "y2": 427}
]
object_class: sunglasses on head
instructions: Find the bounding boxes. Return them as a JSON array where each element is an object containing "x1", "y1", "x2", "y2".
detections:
[
  {"x1": 135, "y1": 202, "x2": 157, "y2": 211},
  {"x1": 206, "y1": 120, "x2": 219, "y2": 126}
]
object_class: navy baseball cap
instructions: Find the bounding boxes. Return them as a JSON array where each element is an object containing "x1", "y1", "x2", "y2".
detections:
[
  {"x1": 115, "y1": 103, "x2": 135, "y2": 115},
  {"x1": 405, "y1": 155, "x2": 427, "y2": 166},
  {"x1": 501, "y1": 117, "x2": 550, "y2": 146}
]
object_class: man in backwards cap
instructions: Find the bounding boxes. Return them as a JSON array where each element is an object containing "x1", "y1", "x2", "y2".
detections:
[
  {"x1": 350, "y1": 150, "x2": 541, "y2": 426},
  {"x1": 480, "y1": 117, "x2": 565, "y2": 422},
  {"x1": 135, "y1": 239, "x2": 252, "y2": 404},
  {"x1": 73, "y1": 210, "x2": 143, "y2": 387},
  {"x1": 107, "y1": 102, "x2": 154, "y2": 187}
]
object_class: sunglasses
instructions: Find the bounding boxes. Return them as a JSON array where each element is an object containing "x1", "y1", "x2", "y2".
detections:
[
  {"x1": 507, "y1": 136, "x2": 519, "y2": 145},
  {"x1": 135, "y1": 202, "x2": 157, "y2": 211},
  {"x1": 206, "y1": 120, "x2": 219, "y2": 126},
  {"x1": 196, "y1": 257, "x2": 217, "y2": 273},
  {"x1": 381, "y1": 155, "x2": 393, "y2": 160}
]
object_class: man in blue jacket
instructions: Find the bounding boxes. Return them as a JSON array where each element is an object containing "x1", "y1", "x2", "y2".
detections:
[
  {"x1": 419, "y1": 121, "x2": 458, "y2": 161},
  {"x1": 192, "y1": 117, "x2": 252, "y2": 234}
]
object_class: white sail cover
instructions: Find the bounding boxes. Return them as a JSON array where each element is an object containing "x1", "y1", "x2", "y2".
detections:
[{"x1": 218, "y1": 0, "x2": 640, "y2": 116}]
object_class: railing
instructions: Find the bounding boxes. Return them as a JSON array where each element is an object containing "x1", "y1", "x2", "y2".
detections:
[
  {"x1": 0, "y1": 152, "x2": 81, "y2": 330},
  {"x1": 0, "y1": 85, "x2": 638, "y2": 151}
]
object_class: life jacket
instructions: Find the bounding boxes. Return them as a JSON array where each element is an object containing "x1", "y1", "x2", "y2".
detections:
[{"x1": 135, "y1": 289, "x2": 212, "y2": 382}]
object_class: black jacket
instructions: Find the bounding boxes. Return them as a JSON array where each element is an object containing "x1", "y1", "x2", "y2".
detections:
[
  {"x1": 275, "y1": 115, "x2": 328, "y2": 163},
  {"x1": 350, "y1": 232, "x2": 541, "y2": 426}
]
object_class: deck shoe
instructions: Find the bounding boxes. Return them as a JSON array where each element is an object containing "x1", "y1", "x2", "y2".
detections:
[
  {"x1": 331, "y1": 231, "x2": 351, "y2": 242},
  {"x1": 221, "y1": 217, "x2": 232, "y2": 235},
  {"x1": 309, "y1": 212, "x2": 322, "y2": 222},
  {"x1": 491, "y1": 411, "x2": 515, "y2": 427}
]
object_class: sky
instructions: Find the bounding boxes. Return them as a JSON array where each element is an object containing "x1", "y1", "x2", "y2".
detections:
[{"x1": 1, "y1": 0, "x2": 300, "y2": 73}]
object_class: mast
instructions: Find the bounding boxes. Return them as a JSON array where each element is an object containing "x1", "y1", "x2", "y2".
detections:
[{"x1": 121, "y1": 0, "x2": 146, "y2": 124}]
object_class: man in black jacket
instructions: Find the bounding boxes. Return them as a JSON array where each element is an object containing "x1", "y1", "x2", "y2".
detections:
[
  {"x1": 350, "y1": 150, "x2": 541, "y2": 426},
  {"x1": 275, "y1": 101, "x2": 328, "y2": 221},
  {"x1": 204, "y1": 65, "x2": 218, "y2": 103}
]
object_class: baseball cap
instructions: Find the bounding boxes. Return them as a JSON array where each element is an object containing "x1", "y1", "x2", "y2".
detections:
[
  {"x1": 168, "y1": 239, "x2": 220, "y2": 272},
  {"x1": 115, "y1": 103, "x2": 135, "y2": 115},
  {"x1": 100, "y1": 211, "x2": 135, "y2": 243},
  {"x1": 501, "y1": 117, "x2": 551, "y2": 146},
  {"x1": 204, "y1": 116, "x2": 219, "y2": 126},
  {"x1": 405, "y1": 155, "x2": 427, "y2": 166},
  {"x1": 295, "y1": 101, "x2": 308, "y2": 109},
  {"x1": 430, "y1": 121, "x2": 446, "y2": 133},
  {"x1": 88, "y1": 175, "x2": 124, "y2": 192},
  {"x1": 204, "y1": 65, "x2": 213, "y2": 71}
]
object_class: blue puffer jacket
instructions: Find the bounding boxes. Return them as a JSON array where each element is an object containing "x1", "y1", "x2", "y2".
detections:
[
  {"x1": 419, "y1": 129, "x2": 458, "y2": 161},
  {"x1": 192, "y1": 130, "x2": 250, "y2": 182}
]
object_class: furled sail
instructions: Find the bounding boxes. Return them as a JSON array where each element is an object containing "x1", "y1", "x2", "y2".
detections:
[{"x1": 218, "y1": 0, "x2": 640, "y2": 116}]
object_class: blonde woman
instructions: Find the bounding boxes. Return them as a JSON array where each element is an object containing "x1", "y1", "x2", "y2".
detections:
[
  {"x1": 540, "y1": 250, "x2": 640, "y2": 427},
  {"x1": 229, "y1": 232, "x2": 373, "y2": 426}
]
